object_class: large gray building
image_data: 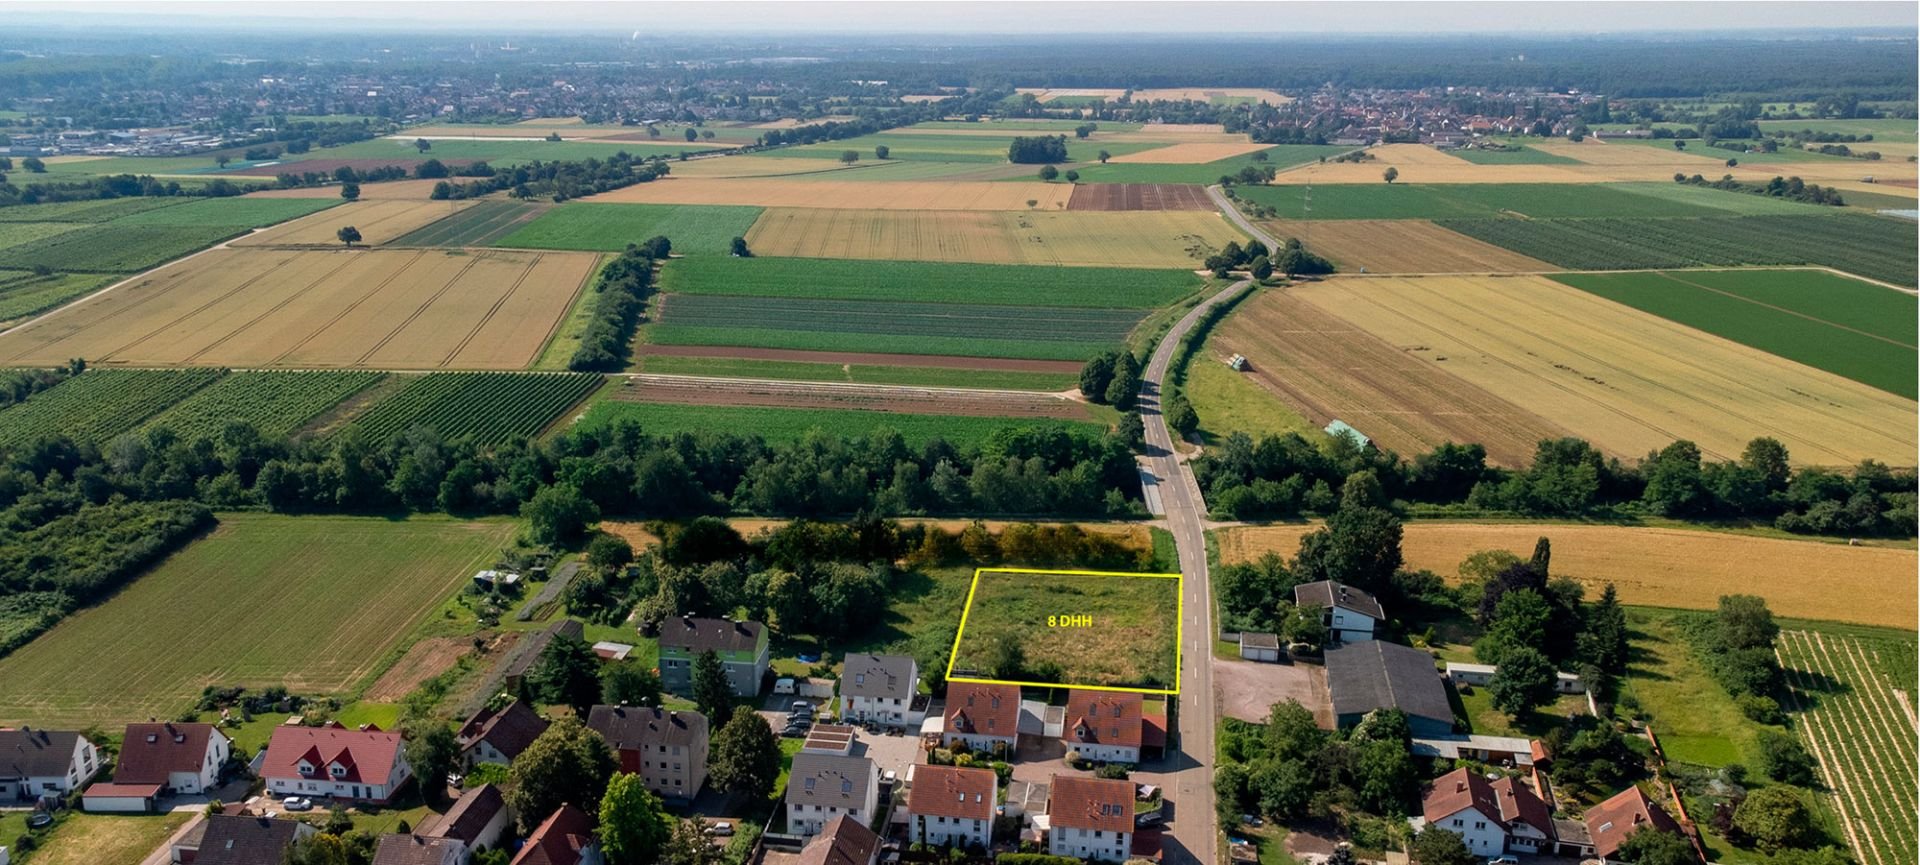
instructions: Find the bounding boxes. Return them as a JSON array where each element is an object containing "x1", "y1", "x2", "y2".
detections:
[{"x1": 1324, "y1": 640, "x2": 1455, "y2": 737}]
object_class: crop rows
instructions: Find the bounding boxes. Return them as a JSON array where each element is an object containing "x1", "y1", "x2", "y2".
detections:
[
  {"x1": 0, "y1": 369, "x2": 225, "y2": 449},
  {"x1": 1776, "y1": 628, "x2": 1920, "y2": 865},
  {"x1": 143, "y1": 371, "x2": 385, "y2": 440},
  {"x1": 652, "y1": 294, "x2": 1144, "y2": 361},
  {"x1": 0, "y1": 197, "x2": 188, "y2": 223},
  {"x1": 347, "y1": 372, "x2": 601, "y2": 446},
  {"x1": 656, "y1": 256, "x2": 1198, "y2": 308},
  {"x1": 0, "y1": 224, "x2": 245, "y2": 273},
  {"x1": 1438, "y1": 213, "x2": 1918, "y2": 287},
  {"x1": 392, "y1": 201, "x2": 544, "y2": 247},
  {"x1": 0, "y1": 272, "x2": 113, "y2": 323}
]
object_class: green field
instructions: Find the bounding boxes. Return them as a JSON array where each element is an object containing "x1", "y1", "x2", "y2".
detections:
[
  {"x1": 948, "y1": 569, "x2": 1181, "y2": 691},
  {"x1": 0, "y1": 197, "x2": 190, "y2": 222},
  {"x1": 0, "y1": 221, "x2": 86, "y2": 250},
  {"x1": 302, "y1": 136, "x2": 726, "y2": 165},
  {"x1": 657, "y1": 257, "x2": 1199, "y2": 308},
  {"x1": 915, "y1": 120, "x2": 1146, "y2": 132},
  {"x1": 1447, "y1": 145, "x2": 1582, "y2": 165},
  {"x1": 1441, "y1": 212, "x2": 1918, "y2": 287},
  {"x1": 1611, "y1": 182, "x2": 1842, "y2": 215},
  {"x1": 0, "y1": 270, "x2": 112, "y2": 322},
  {"x1": 0, "y1": 369, "x2": 224, "y2": 448},
  {"x1": 392, "y1": 200, "x2": 548, "y2": 247},
  {"x1": 1552, "y1": 270, "x2": 1917, "y2": 398},
  {"x1": 651, "y1": 294, "x2": 1145, "y2": 360},
  {"x1": 109, "y1": 197, "x2": 340, "y2": 227},
  {"x1": 1068, "y1": 144, "x2": 1356, "y2": 185},
  {"x1": 347, "y1": 372, "x2": 602, "y2": 446},
  {"x1": 638, "y1": 355, "x2": 1077, "y2": 391},
  {"x1": 495, "y1": 203, "x2": 763, "y2": 255},
  {"x1": 0, "y1": 223, "x2": 246, "y2": 272},
  {"x1": 762, "y1": 132, "x2": 1160, "y2": 164},
  {"x1": 572, "y1": 399, "x2": 1105, "y2": 446},
  {"x1": 1236, "y1": 182, "x2": 1734, "y2": 220},
  {"x1": 145, "y1": 371, "x2": 386, "y2": 439},
  {"x1": 0, "y1": 513, "x2": 515, "y2": 726},
  {"x1": 1620, "y1": 137, "x2": 1860, "y2": 164}
]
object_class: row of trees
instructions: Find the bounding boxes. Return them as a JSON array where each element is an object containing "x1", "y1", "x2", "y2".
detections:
[
  {"x1": 0, "y1": 501, "x2": 212, "y2": 657},
  {"x1": 1007, "y1": 135, "x2": 1070, "y2": 164},
  {"x1": 0, "y1": 170, "x2": 261, "y2": 208},
  {"x1": 568, "y1": 241, "x2": 664, "y2": 371},
  {"x1": 1671, "y1": 172, "x2": 1846, "y2": 206}
]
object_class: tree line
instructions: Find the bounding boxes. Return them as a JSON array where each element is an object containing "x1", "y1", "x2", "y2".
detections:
[
  {"x1": 568, "y1": 241, "x2": 664, "y2": 372},
  {"x1": 1671, "y1": 172, "x2": 1848, "y2": 206}
]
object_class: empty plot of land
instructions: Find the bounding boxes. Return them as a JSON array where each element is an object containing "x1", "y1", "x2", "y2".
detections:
[
  {"x1": 0, "y1": 247, "x2": 594, "y2": 369},
  {"x1": 1293, "y1": 275, "x2": 1918, "y2": 465},
  {"x1": 1110, "y1": 141, "x2": 1274, "y2": 163},
  {"x1": 949, "y1": 569, "x2": 1181, "y2": 691},
  {"x1": 1217, "y1": 523, "x2": 1918, "y2": 630},
  {"x1": 585, "y1": 178, "x2": 1074, "y2": 211},
  {"x1": 1214, "y1": 289, "x2": 1570, "y2": 467},
  {"x1": 743, "y1": 208, "x2": 1241, "y2": 268},
  {"x1": 234, "y1": 199, "x2": 477, "y2": 246},
  {"x1": 1067, "y1": 183, "x2": 1215, "y2": 211},
  {"x1": 611, "y1": 374, "x2": 1089, "y2": 420},
  {"x1": 1255, "y1": 220, "x2": 1553, "y2": 273}
]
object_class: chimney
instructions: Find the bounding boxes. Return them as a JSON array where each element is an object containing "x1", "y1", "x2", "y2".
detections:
[{"x1": 1455, "y1": 781, "x2": 1466, "y2": 793}]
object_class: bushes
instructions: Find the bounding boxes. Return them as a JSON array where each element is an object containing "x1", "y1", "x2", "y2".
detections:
[
  {"x1": 0, "y1": 501, "x2": 213, "y2": 658},
  {"x1": 1007, "y1": 136, "x2": 1069, "y2": 164},
  {"x1": 568, "y1": 243, "x2": 661, "y2": 372}
]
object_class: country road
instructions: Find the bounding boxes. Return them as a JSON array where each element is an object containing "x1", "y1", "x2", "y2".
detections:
[{"x1": 1209, "y1": 183, "x2": 1284, "y2": 249}]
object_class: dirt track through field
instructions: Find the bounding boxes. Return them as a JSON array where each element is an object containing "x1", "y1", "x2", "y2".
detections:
[
  {"x1": 636, "y1": 344, "x2": 1085, "y2": 373},
  {"x1": 610, "y1": 373, "x2": 1090, "y2": 420},
  {"x1": 1067, "y1": 183, "x2": 1215, "y2": 211}
]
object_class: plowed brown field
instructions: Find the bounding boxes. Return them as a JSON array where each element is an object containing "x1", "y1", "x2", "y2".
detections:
[
  {"x1": 1255, "y1": 220, "x2": 1554, "y2": 273},
  {"x1": 0, "y1": 247, "x2": 594, "y2": 370},
  {"x1": 1292, "y1": 275, "x2": 1918, "y2": 465},
  {"x1": 1214, "y1": 289, "x2": 1569, "y2": 466},
  {"x1": 1217, "y1": 522, "x2": 1919, "y2": 629},
  {"x1": 234, "y1": 199, "x2": 477, "y2": 246},
  {"x1": 585, "y1": 177, "x2": 1074, "y2": 211},
  {"x1": 742, "y1": 208, "x2": 1241, "y2": 268},
  {"x1": 1067, "y1": 183, "x2": 1214, "y2": 211}
]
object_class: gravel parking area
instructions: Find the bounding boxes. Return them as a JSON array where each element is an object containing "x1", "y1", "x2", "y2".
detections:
[{"x1": 1213, "y1": 656, "x2": 1331, "y2": 726}]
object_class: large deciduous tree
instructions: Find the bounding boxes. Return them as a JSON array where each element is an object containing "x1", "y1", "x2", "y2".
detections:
[
  {"x1": 708, "y1": 705, "x2": 781, "y2": 802},
  {"x1": 505, "y1": 716, "x2": 617, "y2": 833},
  {"x1": 598, "y1": 772, "x2": 672, "y2": 865}
]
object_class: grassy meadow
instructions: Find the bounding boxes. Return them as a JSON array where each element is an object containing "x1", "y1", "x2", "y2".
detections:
[
  {"x1": 948, "y1": 569, "x2": 1181, "y2": 690},
  {"x1": 495, "y1": 202, "x2": 763, "y2": 255}
]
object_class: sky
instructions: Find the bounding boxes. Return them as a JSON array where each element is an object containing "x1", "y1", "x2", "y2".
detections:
[{"x1": 2, "y1": 0, "x2": 1915, "y2": 35}]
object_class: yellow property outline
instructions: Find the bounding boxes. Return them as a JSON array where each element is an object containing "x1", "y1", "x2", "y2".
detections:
[{"x1": 943, "y1": 567, "x2": 1184, "y2": 696}]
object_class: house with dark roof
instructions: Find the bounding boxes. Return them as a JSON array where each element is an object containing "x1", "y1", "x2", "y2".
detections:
[
  {"x1": 585, "y1": 705, "x2": 708, "y2": 802},
  {"x1": 260, "y1": 723, "x2": 412, "y2": 804},
  {"x1": 1293, "y1": 580, "x2": 1383, "y2": 643},
  {"x1": 1584, "y1": 785, "x2": 1687, "y2": 864},
  {"x1": 372, "y1": 833, "x2": 467, "y2": 865},
  {"x1": 1047, "y1": 775, "x2": 1135, "y2": 862},
  {"x1": 1324, "y1": 640, "x2": 1453, "y2": 737},
  {"x1": 1419, "y1": 767, "x2": 1554, "y2": 858},
  {"x1": 457, "y1": 701, "x2": 548, "y2": 769},
  {"x1": 423, "y1": 783, "x2": 510, "y2": 852},
  {"x1": 657, "y1": 616, "x2": 768, "y2": 697},
  {"x1": 0, "y1": 727, "x2": 100, "y2": 803},
  {"x1": 796, "y1": 815, "x2": 881, "y2": 865},
  {"x1": 942, "y1": 682, "x2": 1020, "y2": 756},
  {"x1": 1063, "y1": 690, "x2": 1144, "y2": 764},
  {"x1": 841, "y1": 654, "x2": 922, "y2": 726},
  {"x1": 906, "y1": 764, "x2": 996, "y2": 850},
  {"x1": 785, "y1": 752, "x2": 878, "y2": 839},
  {"x1": 190, "y1": 814, "x2": 317, "y2": 865},
  {"x1": 114, "y1": 722, "x2": 232, "y2": 795},
  {"x1": 511, "y1": 803, "x2": 599, "y2": 865}
]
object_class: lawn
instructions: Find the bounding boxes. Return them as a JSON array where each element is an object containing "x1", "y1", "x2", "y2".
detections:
[
  {"x1": 637, "y1": 355, "x2": 1077, "y2": 392},
  {"x1": 948, "y1": 568, "x2": 1181, "y2": 691},
  {"x1": 570, "y1": 400, "x2": 1106, "y2": 447},
  {"x1": 1235, "y1": 182, "x2": 1730, "y2": 220},
  {"x1": 494, "y1": 202, "x2": 763, "y2": 255},
  {"x1": 1181, "y1": 354, "x2": 1317, "y2": 446},
  {"x1": 1619, "y1": 608, "x2": 1777, "y2": 768},
  {"x1": 1552, "y1": 269, "x2": 1917, "y2": 398},
  {"x1": 1068, "y1": 144, "x2": 1357, "y2": 185},
  {"x1": 656, "y1": 256, "x2": 1200, "y2": 309},
  {"x1": 26, "y1": 812, "x2": 193, "y2": 865},
  {"x1": 0, "y1": 513, "x2": 516, "y2": 727}
]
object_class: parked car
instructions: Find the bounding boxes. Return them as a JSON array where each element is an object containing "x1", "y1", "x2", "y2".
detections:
[
  {"x1": 284, "y1": 797, "x2": 314, "y2": 812},
  {"x1": 1486, "y1": 857, "x2": 1519, "y2": 865},
  {"x1": 705, "y1": 821, "x2": 735, "y2": 837},
  {"x1": 790, "y1": 700, "x2": 814, "y2": 713}
]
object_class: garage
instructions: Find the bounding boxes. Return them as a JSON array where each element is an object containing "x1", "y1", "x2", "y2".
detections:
[{"x1": 82, "y1": 782, "x2": 161, "y2": 813}]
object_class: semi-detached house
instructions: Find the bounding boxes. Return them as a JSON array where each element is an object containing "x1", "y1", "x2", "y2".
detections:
[
  {"x1": 1419, "y1": 767, "x2": 1555, "y2": 858},
  {"x1": 840, "y1": 654, "x2": 922, "y2": 726},
  {"x1": 0, "y1": 727, "x2": 99, "y2": 803},
  {"x1": 1063, "y1": 690, "x2": 1144, "y2": 764},
  {"x1": 1047, "y1": 775, "x2": 1135, "y2": 863},
  {"x1": 658, "y1": 617, "x2": 769, "y2": 697},
  {"x1": 261, "y1": 723, "x2": 412, "y2": 804},
  {"x1": 906, "y1": 764, "x2": 996, "y2": 850},
  {"x1": 941, "y1": 682, "x2": 1020, "y2": 756}
]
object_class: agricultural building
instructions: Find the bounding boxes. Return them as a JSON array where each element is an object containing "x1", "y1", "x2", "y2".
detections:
[
  {"x1": 0, "y1": 727, "x2": 100, "y2": 804},
  {"x1": 906, "y1": 764, "x2": 997, "y2": 850},
  {"x1": 1445, "y1": 661, "x2": 1588, "y2": 694},
  {"x1": 260, "y1": 723, "x2": 411, "y2": 804},
  {"x1": 1324, "y1": 641, "x2": 1453, "y2": 736},
  {"x1": 1047, "y1": 774, "x2": 1136, "y2": 862},
  {"x1": 1293, "y1": 580, "x2": 1383, "y2": 643},
  {"x1": 785, "y1": 752, "x2": 879, "y2": 838},
  {"x1": 456, "y1": 701, "x2": 548, "y2": 768},
  {"x1": 111, "y1": 722, "x2": 232, "y2": 796},
  {"x1": 1238, "y1": 632, "x2": 1281, "y2": 662},
  {"x1": 941, "y1": 682, "x2": 1022, "y2": 756},
  {"x1": 657, "y1": 616, "x2": 769, "y2": 697},
  {"x1": 585, "y1": 705, "x2": 709, "y2": 803},
  {"x1": 1419, "y1": 767, "x2": 1555, "y2": 858},
  {"x1": 840, "y1": 654, "x2": 923, "y2": 726},
  {"x1": 1063, "y1": 689, "x2": 1145, "y2": 764}
]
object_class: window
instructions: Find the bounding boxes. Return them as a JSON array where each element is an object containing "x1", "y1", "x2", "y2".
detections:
[
  {"x1": 1452, "y1": 819, "x2": 1462, "y2": 827},
  {"x1": 1474, "y1": 822, "x2": 1486, "y2": 830}
]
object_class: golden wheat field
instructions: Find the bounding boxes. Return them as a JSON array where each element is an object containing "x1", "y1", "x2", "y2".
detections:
[
  {"x1": 234, "y1": 199, "x2": 476, "y2": 246},
  {"x1": 0, "y1": 248, "x2": 594, "y2": 369},
  {"x1": 1291, "y1": 275, "x2": 1918, "y2": 465},
  {"x1": 584, "y1": 177, "x2": 1075, "y2": 210},
  {"x1": 742, "y1": 207, "x2": 1242, "y2": 268},
  {"x1": 1256, "y1": 220, "x2": 1554, "y2": 273},
  {"x1": 1217, "y1": 523, "x2": 1918, "y2": 629},
  {"x1": 1110, "y1": 141, "x2": 1275, "y2": 163}
]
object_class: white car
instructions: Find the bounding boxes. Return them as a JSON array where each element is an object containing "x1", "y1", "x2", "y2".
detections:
[
  {"x1": 283, "y1": 796, "x2": 314, "y2": 812},
  {"x1": 705, "y1": 821, "x2": 735, "y2": 837}
]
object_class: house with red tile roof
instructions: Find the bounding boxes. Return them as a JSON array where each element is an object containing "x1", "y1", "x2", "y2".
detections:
[
  {"x1": 906, "y1": 764, "x2": 996, "y2": 850},
  {"x1": 1063, "y1": 690, "x2": 1144, "y2": 764},
  {"x1": 261, "y1": 723, "x2": 411, "y2": 805},
  {"x1": 1585, "y1": 785, "x2": 1686, "y2": 864},
  {"x1": 941, "y1": 682, "x2": 1019, "y2": 757},
  {"x1": 796, "y1": 815, "x2": 880, "y2": 865},
  {"x1": 1419, "y1": 767, "x2": 1554, "y2": 858},
  {"x1": 372, "y1": 833, "x2": 467, "y2": 865},
  {"x1": 1048, "y1": 775, "x2": 1134, "y2": 862},
  {"x1": 422, "y1": 782, "x2": 510, "y2": 852},
  {"x1": 114, "y1": 722, "x2": 232, "y2": 795},
  {"x1": 511, "y1": 803, "x2": 600, "y2": 865},
  {"x1": 457, "y1": 701, "x2": 548, "y2": 769}
]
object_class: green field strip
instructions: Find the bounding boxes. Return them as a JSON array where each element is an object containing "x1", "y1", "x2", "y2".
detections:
[
  {"x1": 493, "y1": 202, "x2": 763, "y2": 255},
  {"x1": 0, "y1": 197, "x2": 192, "y2": 223},
  {"x1": 344, "y1": 371, "x2": 602, "y2": 446},
  {"x1": 636, "y1": 355, "x2": 1076, "y2": 391},
  {"x1": 1236, "y1": 182, "x2": 1733, "y2": 220},
  {"x1": 391, "y1": 200, "x2": 545, "y2": 247},
  {"x1": 1065, "y1": 144, "x2": 1356, "y2": 185},
  {"x1": 648, "y1": 325, "x2": 1117, "y2": 362},
  {"x1": 0, "y1": 272, "x2": 118, "y2": 323},
  {"x1": 108, "y1": 197, "x2": 342, "y2": 227},
  {"x1": 572, "y1": 399, "x2": 1103, "y2": 446},
  {"x1": 656, "y1": 257, "x2": 1200, "y2": 308},
  {"x1": 0, "y1": 221, "x2": 89, "y2": 252},
  {"x1": 1609, "y1": 182, "x2": 1843, "y2": 216},
  {"x1": 0, "y1": 223, "x2": 247, "y2": 273},
  {"x1": 651, "y1": 293, "x2": 1143, "y2": 361},
  {"x1": 1445, "y1": 145, "x2": 1581, "y2": 165}
]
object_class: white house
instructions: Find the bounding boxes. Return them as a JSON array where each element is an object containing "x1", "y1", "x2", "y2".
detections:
[
  {"x1": 113, "y1": 722, "x2": 231, "y2": 795},
  {"x1": 1445, "y1": 662, "x2": 1588, "y2": 694},
  {"x1": 456, "y1": 701, "x2": 548, "y2": 769},
  {"x1": 941, "y1": 682, "x2": 1021, "y2": 756},
  {"x1": 906, "y1": 764, "x2": 996, "y2": 851},
  {"x1": 1293, "y1": 580, "x2": 1383, "y2": 643},
  {"x1": 1063, "y1": 690, "x2": 1144, "y2": 764},
  {"x1": 1419, "y1": 768, "x2": 1555, "y2": 858},
  {"x1": 841, "y1": 654, "x2": 922, "y2": 726},
  {"x1": 1047, "y1": 775, "x2": 1135, "y2": 863},
  {"x1": 428, "y1": 783, "x2": 510, "y2": 852},
  {"x1": 0, "y1": 728, "x2": 100, "y2": 803},
  {"x1": 785, "y1": 752, "x2": 879, "y2": 839},
  {"x1": 260, "y1": 723, "x2": 412, "y2": 804}
]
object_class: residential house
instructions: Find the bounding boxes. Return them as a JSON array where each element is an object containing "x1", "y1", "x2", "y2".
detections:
[
  {"x1": 1584, "y1": 785, "x2": 1686, "y2": 864},
  {"x1": 584, "y1": 705, "x2": 708, "y2": 802},
  {"x1": 190, "y1": 814, "x2": 317, "y2": 865},
  {"x1": 456, "y1": 702, "x2": 548, "y2": 768},
  {"x1": 115, "y1": 722, "x2": 232, "y2": 795},
  {"x1": 372, "y1": 834, "x2": 468, "y2": 865},
  {"x1": 1063, "y1": 690, "x2": 1144, "y2": 764},
  {"x1": 423, "y1": 783, "x2": 510, "y2": 853},
  {"x1": 260, "y1": 723, "x2": 411, "y2": 804},
  {"x1": 785, "y1": 752, "x2": 879, "y2": 838},
  {"x1": 1293, "y1": 580, "x2": 1383, "y2": 643},
  {"x1": 906, "y1": 764, "x2": 996, "y2": 850},
  {"x1": 658, "y1": 616, "x2": 769, "y2": 697},
  {"x1": 1444, "y1": 662, "x2": 1588, "y2": 694},
  {"x1": 796, "y1": 815, "x2": 881, "y2": 865},
  {"x1": 942, "y1": 682, "x2": 1020, "y2": 756},
  {"x1": 841, "y1": 654, "x2": 922, "y2": 726},
  {"x1": 1324, "y1": 641, "x2": 1454, "y2": 737},
  {"x1": 1047, "y1": 775, "x2": 1135, "y2": 863},
  {"x1": 1419, "y1": 767, "x2": 1554, "y2": 857},
  {"x1": 0, "y1": 728, "x2": 100, "y2": 803},
  {"x1": 511, "y1": 803, "x2": 601, "y2": 865}
]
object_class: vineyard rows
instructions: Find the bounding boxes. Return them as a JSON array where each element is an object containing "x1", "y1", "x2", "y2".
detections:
[
  {"x1": 346, "y1": 372, "x2": 601, "y2": 447},
  {"x1": 1438, "y1": 213, "x2": 1918, "y2": 287},
  {"x1": 0, "y1": 369, "x2": 225, "y2": 448},
  {"x1": 144, "y1": 371, "x2": 385, "y2": 440},
  {"x1": 1776, "y1": 628, "x2": 1920, "y2": 865}
]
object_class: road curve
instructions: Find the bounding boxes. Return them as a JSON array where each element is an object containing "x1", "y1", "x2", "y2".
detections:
[
  {"x1": 1208, "y1": 183, "x2": 1282, "y2": 250},
  {"x1": 1136, "y1": 274, "x2": 1253, "y2": 865}
]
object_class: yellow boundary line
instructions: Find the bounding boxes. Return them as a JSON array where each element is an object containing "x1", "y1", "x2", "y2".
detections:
[{"x1": 943, "y1": 566, "x2": 1184, "y2": 696}]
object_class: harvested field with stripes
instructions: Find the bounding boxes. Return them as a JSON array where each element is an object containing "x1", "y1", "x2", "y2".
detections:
[
  {"x1": 234, "y1": 199, "x2": 477, "y2": 247},
  {"x1": 1066, "y1": 183, "x2": 1214, "y2": 211},
  {"x1": 1254, "y1": 219, "x2": 1553, "y2": 273},
  {"x1": 609, "y1": 374, "x2": 1092, "y2": 420},
  {"x1": 391, "y1": 201, "x2": 551, "y2": 247},
  {"x1": 584, "y1": 177, "x2": 1074, "y2": 211},
  {"x1": 0, "y1": 247, "x2": 595, "y2": 370},
  {"x1": 743, "y1": 208, "x2": 1242, "y2": 268},
  {"x1": 1777, "y1": 627, "x2": 1919, "y2": 865}
]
